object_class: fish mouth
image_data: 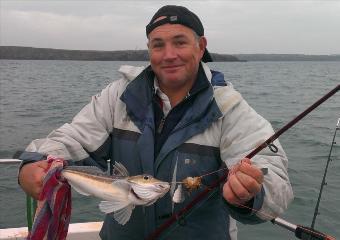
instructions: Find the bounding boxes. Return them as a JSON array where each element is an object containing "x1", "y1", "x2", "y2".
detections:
[{"x1": 155, "y1": 183, "x2": 170, "y2": 193}]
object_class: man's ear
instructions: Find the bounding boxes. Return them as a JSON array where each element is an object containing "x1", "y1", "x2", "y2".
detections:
[{"x1": 199, "y1": 36, "x2": 207, "y2": 56}]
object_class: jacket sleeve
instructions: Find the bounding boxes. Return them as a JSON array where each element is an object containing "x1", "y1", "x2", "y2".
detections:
[
  {"x1": 219, "y1": 89, "x2": 294, "y2": 224},
  {"x1": 19, "y1": 80, "x2": 121, "y2": 170}
]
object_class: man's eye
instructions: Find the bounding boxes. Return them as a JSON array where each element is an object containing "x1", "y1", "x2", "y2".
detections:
[
  {"x1": 151, "y1": 43, "x2": 163, "y2": 49},
  {"x1": 175, "y1": 41, "x2": 186, "y2": 46}
]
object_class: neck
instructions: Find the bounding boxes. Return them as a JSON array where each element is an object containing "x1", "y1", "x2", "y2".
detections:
[{"x1": 158, "y1": 76, "x2": 196, "y2": 107}]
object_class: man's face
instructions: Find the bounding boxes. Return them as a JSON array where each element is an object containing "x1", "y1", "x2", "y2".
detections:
[{"x1": 147, "y1": 24, "x2": 206, "y2": 90}]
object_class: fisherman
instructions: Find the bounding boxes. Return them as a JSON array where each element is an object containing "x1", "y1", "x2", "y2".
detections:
[{"x1": 18, "y1": 5, "x2": 293, "y2": 240}]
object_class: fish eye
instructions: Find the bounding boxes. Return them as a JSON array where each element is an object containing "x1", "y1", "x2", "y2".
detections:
[{"x1": 143, "y1": 175, "x2": 149, "y2": 180}]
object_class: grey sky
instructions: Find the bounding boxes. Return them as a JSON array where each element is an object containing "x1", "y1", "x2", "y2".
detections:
[{"x1": 1, "y1": 0, "x2": 340, "y2": 54}]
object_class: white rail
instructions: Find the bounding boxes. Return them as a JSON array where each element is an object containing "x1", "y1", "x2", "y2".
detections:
[
  {"x1": 0, "y1": 159, "x2": 21, "y2": 164},
  {"x1": 0, "y1": 222, "x2": 103, "y2": 240}
]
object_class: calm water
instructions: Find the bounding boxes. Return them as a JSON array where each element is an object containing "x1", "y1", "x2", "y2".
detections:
[{"x1": 0, "y1": 60, "x2": 339, "y2": 239}]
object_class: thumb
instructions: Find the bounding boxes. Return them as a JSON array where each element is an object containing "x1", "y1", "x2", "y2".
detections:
[{"x1": 242, "y1": 158, "x2": 251, "y2": 165}]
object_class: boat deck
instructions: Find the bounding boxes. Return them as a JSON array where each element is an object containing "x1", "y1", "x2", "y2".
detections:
[{"x1": 0, "y1": 222, "x2": 102, "y2": 240}]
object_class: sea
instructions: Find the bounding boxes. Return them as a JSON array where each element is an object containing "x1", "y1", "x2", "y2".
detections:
[{"x1": 0, "y1": 60, "x2": 339, "y2": 239}]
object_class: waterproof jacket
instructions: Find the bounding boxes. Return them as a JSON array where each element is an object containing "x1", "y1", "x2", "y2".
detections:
[{"x1": 20, "y1": 63, "x2": 293, "y2": 240}]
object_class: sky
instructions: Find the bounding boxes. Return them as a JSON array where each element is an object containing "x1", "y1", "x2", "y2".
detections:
[{"x1": 1, "y1": 0, "x2": 340, "y2": 55}]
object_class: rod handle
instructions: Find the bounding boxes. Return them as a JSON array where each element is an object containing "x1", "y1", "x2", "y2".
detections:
[{"x1": 295, "y1": 225, "x2": 336, "y2": 240}]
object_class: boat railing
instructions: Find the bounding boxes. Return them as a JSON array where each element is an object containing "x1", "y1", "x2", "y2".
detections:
[{"x1": 0, "y1": 159, "x2": 22, "y2": 164}]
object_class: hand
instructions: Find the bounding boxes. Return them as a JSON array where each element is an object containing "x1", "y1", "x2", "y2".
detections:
[
  {"x1": 18, "y1": 160, "x2": 49, "y2": 199},
  {"x1": 223, "y1": 158, "x2": 264, "y2": 206}
]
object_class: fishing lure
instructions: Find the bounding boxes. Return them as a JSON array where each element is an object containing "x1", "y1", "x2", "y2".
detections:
[
  {"x1": 172, "y1": 184, "x2": 185, "y2": 203},
  {"x1": 182, "y1": 176, "x2": 202, "y2": 191},
  {"x1": 172, "y1": 176, "x2": 202, "y2": 203}
]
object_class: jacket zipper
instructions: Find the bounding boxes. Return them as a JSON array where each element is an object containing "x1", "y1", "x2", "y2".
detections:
[{"x1": 157, "y1": 117, "x2": 166, "y2": 134}]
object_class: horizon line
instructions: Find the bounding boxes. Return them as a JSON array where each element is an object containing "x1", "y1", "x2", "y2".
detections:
[{"x1": 1, "y1": 45, "x2": 339, "y2": 56}]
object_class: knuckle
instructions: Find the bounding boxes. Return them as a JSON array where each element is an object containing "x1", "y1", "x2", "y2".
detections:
[
  {"x1": 223, "y1": 183, "x2": 236, "y2": 204},
  {"x1": 224, "y1": 193, "x2": 237, "y2": 205},
  {"x1": 249, "y1": 179, "x2": 259, "y2": 189},
  {"x1": 238, "y1": 191, "x2": 249, "y2": 200}
]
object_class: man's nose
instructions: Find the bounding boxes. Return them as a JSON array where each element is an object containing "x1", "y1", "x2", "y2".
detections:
[{"x1": 163, "y1": 44, "x2": 177, "y2": 60}]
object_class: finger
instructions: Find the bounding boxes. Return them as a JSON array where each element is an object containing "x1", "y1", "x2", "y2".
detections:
[
  {"x1": 37, "y1": 160, "x2": 49, "y2": 171},
  {"x1": 32, "y1": 185, "x2": 43, "y2": 200},
  {"x1": 19, "y1": 161, "x2": 47, "y2": 199},
  {"x1": 242, "y1": 158, "x2": 251, "y2": 164},
  {"x1": 223, "y1": 181, "x2": 240, "y2": 205},
  {"x1": 238, "y1": 160, "x2": 264, "y2": 184},
  {"x1": 228, "y1": 174, "x2": 252, "y2": 202},
  {"x1": 31, "y1": 170, "x2": 46, "y2": 199},
  {"x1": 235, "y1": 171, "x2": 262, "y2": 195},
  {"x1": 35, "y1": 167, "x2": 47, "y2": 187}
]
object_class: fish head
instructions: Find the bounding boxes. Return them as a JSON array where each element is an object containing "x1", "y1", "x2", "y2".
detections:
[{"x1": 127, "y1": 175, "x2": 170, "y2": 205}]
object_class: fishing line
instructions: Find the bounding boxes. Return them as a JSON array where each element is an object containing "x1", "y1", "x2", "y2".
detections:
[
  {"x1": 169, "y1": 167, "x2": 229, "y2": 185},
  {"x1": 311, "y1": 118, "x2": 339, "y2": 229}
]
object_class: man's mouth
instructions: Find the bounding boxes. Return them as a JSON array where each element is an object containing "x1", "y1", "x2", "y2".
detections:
[
  {"x1": 161, "y1": 65, "x2": 183, "y2": 73},
  {"x1": 162, "y1": 65, "x2": 182, "y2": 69}
]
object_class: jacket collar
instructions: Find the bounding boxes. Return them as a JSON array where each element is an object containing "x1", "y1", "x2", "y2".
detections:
[
  {"x1": 120, "y1": 66, "x2": 155, "y2": 131},
  {"x1": 120, "y1": 63, "x2": 224, "y2": 172},
  {"x1": 120, "y1": 63, "x2": 218, "y2": 130}
]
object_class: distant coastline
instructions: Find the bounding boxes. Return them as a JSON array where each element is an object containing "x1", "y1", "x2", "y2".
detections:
[
  {"x1": 0, "y1": 46, "x2": 240, "y2": 62},
  {"x1": 0, "y1": 46, "x2": 339, "y2": 61},
  {"x1": 235, "y1": 53, "x2": 340, "y2": 61}
]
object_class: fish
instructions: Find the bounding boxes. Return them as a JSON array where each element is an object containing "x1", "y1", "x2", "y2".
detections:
[{"x1": 61, "y1": 162, "x2": 170, "y2": 225}]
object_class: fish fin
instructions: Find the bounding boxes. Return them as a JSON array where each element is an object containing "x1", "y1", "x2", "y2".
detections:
[
  {"x1": 113, "y1": 204, "x2": 135, "y2": 225},
  {"x1": 99, "y1": 200, "x2": 130, "y2": 214},
  {"x1": 113, "y1": 162, "x2": 130, "y2": 177},
  {"x1": 68, "y1": 183, "x2": 91, "y2": 196},
  {"x1": 99, "y1": 180, "x2": 131, "y2": 213}
]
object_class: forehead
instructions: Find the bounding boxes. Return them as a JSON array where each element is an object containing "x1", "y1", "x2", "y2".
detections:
[{"x1": 148, "y1": 24, "x2": 195, "y2": 40}]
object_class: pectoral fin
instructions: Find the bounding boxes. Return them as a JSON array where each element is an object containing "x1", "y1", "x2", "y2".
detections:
[
  {"x1": 113, "y1": 204, "x2": 135, "y2": 225},
  {"x1": 99, "y1": 200, "x2": 129, "y2": 214}
]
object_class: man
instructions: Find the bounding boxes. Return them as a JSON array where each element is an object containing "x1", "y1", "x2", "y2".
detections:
[{"x1": 19, "y1": 5, "x2": 293, "y2": 240}]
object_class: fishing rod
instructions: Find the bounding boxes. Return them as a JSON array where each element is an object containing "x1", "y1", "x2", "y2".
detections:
[
  {"x1": 146, "y1": 84, "x2": 339, "y2": 240},
  {"x1": 271, "y1": 118, "x2": 339, "y2": 240},
  {"x1": 272, "y1": 218, "x2": 335, "y2": 240},
  {"x1": 311, "y1": 118, "x2": 339, "y2": 229}
]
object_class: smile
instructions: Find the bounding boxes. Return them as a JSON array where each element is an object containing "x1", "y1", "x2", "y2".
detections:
[{"x1": 162, "y1": 65, "x2": 183, "y2": 72}]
